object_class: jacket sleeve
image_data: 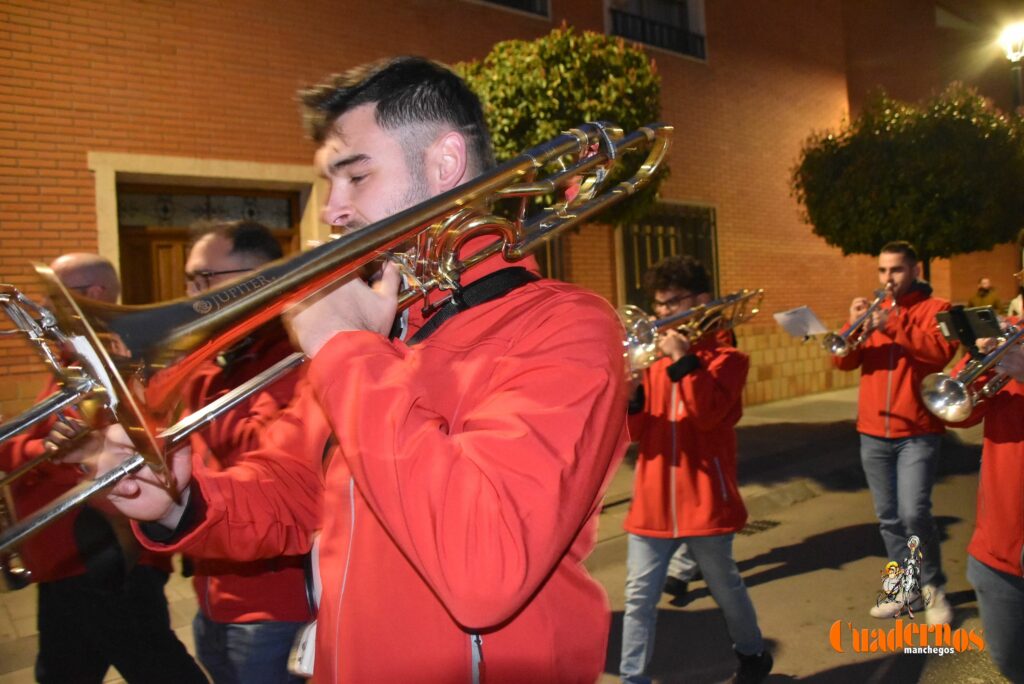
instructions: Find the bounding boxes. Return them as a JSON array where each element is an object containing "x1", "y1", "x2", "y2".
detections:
[
  {"x1": 627, "y1": 373, "x2": 650, "y2": 441},
  {"x1": 307, "y1": 297, "x2": 627, "y2": 629},
  {"x1": 136, "y1": 380, "x2": 326, "y2": 561},
  {"x1": 194, "y1": 367, "x2": 305, "y2": 465},
  {"x1": 676, "y1": 347, "x2": 749, "y2": 431},
  {"x1": 883, "y1": 300, "x2": 956, "y2": 367}
]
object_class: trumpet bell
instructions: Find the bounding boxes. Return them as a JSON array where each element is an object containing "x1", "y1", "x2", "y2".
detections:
[
  {"x1": 920, "y1": 372, "x2": 972, "y2": 423},
  {"x1": 821, "y1": 332, "x2": 850, "y2": 357},
  {"x1": 620, "y1": 304, "x2": 658, "y2": 374}
]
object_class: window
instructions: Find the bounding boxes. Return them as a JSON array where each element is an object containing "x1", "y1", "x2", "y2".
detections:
[
  {"x1": 621, "y1": 203, "x2": 716, "y2": 307},
  {"x1": 478, "y1": 0, "x2": 549, "y2": 17},
  {"x1": 610, "y1": 0, "x2": 706, "y2": 59}
]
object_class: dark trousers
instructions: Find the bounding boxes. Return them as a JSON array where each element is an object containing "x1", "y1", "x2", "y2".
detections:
[{"x1": 36, "y1": 564, "x2": 208, "y2": 684}]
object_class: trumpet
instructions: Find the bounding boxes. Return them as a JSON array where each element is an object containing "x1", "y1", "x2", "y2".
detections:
[
  {"x1": 0, "y1": 121, "x2": 673, "y2": 552},
  {"x1": 920, "y1": 324, "x2": 1024, "y2": 422},
  {"x1": 822, "y1": 283, "x2": 893, "y2": 357},
  {"x1": 620, "y1": 288, "x2": 764, "y2": 373}
]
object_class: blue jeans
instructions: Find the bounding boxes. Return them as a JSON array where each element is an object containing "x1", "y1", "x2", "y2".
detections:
[
  {"x1": 668, "y1": 543, "x2": 699, "y2": 582},
  {"x1": 859, "y1": 433, "x2": 945, "y2": 588},
  {"x1": 193, "y1": 613, "x2": 305, "y2": 684},
  {"x1": 620, "y1": 533, "x2": 763, "y2": 683},
  {"x1": 967, "y1": 555, "x2": 1024, "y2": 683}
]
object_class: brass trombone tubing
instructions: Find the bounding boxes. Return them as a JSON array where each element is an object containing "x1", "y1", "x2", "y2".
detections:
[
  {"x1": 0, "y1": 453, "x2": 145, "y2": 553},
  {"x1": 649, "y1": 289, "x2": 764, "y2": 336},
  {"x1": 0, "y1": 351, "x2": 307, "y2": 553},
  {"x1": 621, "y1": 288, "x2": 764, "y2": 374},
  {"x1": 0, "y1": 376, "x2": 96, "y2": 447}
]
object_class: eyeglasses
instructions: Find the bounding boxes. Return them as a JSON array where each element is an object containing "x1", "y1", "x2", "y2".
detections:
[
  {"x1": 185, "y1": 268, "x2": 252, "y2": 291},
  {"x1": 652, "y1": 292, "x2": 695, "y2": 309},
  {"x1": 64, "y1": 284, "x2": 93, "y2": 294}
]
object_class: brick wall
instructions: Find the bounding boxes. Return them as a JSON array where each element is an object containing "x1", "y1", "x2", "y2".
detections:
[{"x1": 0, "y1": 0, "x2": 1012, "y2": 419}]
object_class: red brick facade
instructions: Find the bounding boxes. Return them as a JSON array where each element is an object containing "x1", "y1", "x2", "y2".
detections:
[{"x1": 0, "y1": 0, "x2": 1018, "y2": 416}]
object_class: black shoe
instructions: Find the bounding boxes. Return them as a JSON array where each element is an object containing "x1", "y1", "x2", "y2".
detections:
[
  {"x1": 731, "y1": 649, "x2": 772, "y2": 684},
  {"x1": 663, "y1": 576, "x2": 689, "y2": 600}
]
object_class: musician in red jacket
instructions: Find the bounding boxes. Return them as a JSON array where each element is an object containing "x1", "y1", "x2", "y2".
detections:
[
  {"x1": 97, "y1": 57, "x2": 629, "y2": 684},
  {"x1": 182, "y1": 221, "x2": 312, "y2": 684},
  {"x1": 0, "y1": 253, "x2": 206, "y2": 684},
  {"x1": 949, "y1": 328, "x2": 1024, "y2": 682},
  {"x1": 620, "y1": 255, "x2": 772, "y2": 684},
  {"x1": 832, "y1": 241, "x2": 956, "y2": 624}
]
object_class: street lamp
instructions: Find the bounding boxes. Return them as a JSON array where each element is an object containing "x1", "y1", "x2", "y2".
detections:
[{"x1": 999, "y1": 22, "x2": 1024, "y2": 111}]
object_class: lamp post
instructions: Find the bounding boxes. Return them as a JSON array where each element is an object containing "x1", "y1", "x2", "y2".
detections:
[{"x1": 999, "y1": 22, "x2": 1024, "y2": 111}]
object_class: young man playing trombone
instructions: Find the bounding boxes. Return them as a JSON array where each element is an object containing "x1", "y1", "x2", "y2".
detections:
[
  {"x1": 832, "y1": 240, "x2": 956, "y2": 623},
  {"x1": 620, "y1": 255, "x2": 772, "y2": 684},
  {"x1": 93, "y1": 57, "x2": 631, "y2": 683}
]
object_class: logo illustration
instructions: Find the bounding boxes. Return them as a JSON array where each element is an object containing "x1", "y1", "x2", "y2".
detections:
[
  {"x1": 827, "y1": 535, "x2": 985, "y2": 656},
  {"x1": 874, "y1": 535, "x2": 925, "y2": 620}
]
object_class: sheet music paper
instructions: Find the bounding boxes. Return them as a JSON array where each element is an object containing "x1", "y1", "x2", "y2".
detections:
[{"x1": 773, "y1": 305, "x2": 829, "y2": 339}]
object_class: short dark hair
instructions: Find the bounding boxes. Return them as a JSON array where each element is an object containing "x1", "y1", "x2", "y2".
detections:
[
  {"x1": 299, "y1": 56, "x2": 495, "y2": 171},
  {"x1": 643, "y1": 255, "x2": 711, "y2": 296},
  {"x1": 191, "y1": 220, "x2": 283, "y2": 264},
  {"x1": 879, "y1": 240, "x2": 918, "y2": 264}
]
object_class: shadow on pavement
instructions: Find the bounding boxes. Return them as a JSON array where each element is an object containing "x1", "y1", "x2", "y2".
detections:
[
  {"x1": 732, "y1": 421, "x2": 981, "y2": 496},
  {"x1": 604, "y1": 608, "x2": 779, "y2": 683},
  {"x1": 652, "y1": 518, "x2": 963, "y2": 605}
]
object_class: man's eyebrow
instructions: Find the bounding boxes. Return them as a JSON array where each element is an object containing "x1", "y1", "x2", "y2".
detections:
[{"x1": 329, "y1": 153, "x2": 370, "y2": 172}]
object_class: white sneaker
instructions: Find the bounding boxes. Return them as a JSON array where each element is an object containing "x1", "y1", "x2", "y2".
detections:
[
  {"x1": 869, "y1": 599, "x2": 902, "y2": 619},
  {"x1": 924, "y1": 584, "x2": 953, "y2": 625}
]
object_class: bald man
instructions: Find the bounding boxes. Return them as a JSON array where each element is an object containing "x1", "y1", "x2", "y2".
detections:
[
  {"x1": 49, "y1": 252, "x2": 121, "y2": 303},
  {"x1": 0, "y1": 253, "x2": 207, "y2": 683}
]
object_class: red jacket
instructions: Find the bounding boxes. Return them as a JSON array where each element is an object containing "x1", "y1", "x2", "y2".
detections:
[
  {"x1": 0, "y1": 377, "x2": 171, "y2": 583},
  {"x1": 625, "y1": 335, "x2": 749, "y2": 537},
  {"x1": 833, "y1": 283, "x2": 956, "y2": 438},
  {"x1": 948, "y1": 338, "x2": 1024, "y2": 577},
  {"x1": 186, "y1": 326, "x2": 313, "y2": 623},
  {"x1": 141, "y1": 253, "x2": 629, "y2": 683}
]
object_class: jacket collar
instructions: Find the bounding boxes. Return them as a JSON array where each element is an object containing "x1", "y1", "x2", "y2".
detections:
[{"x1": 892, "y1": 280, "x2": 932, "y2": 307}]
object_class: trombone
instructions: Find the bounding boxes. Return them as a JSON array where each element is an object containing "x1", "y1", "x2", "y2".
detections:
[
  {"x1": 822, "y1": 283, "x2": 893, "y2": 357},
  {"x1": 920, "y1": 324, "x2": 1024, "y2": 422},
  {"x1": 0, "y1": 121, "x2": 673, "y2": 552},
  {"x1": 620, "y1": 288, "x2": 764, "y2": 374}
]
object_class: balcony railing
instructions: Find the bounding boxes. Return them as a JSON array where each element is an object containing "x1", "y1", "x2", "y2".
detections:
[
  {"x1": 481, "y1": 0, "x2": 549, "y2": 17},
  {"x1": 610, "y1": 8, "x2": 706, "y2": 59}
]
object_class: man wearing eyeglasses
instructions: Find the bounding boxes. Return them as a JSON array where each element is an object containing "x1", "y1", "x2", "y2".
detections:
[
  {"x1": 621, "y1": 254, "x2": 772, "y2": 684},
  {"x1": 182, "y1": 221, "x2": 312, "y2": 684}
]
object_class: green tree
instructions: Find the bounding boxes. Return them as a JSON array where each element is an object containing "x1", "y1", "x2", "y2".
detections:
[
  {"x1": 792, "y1": 84, "x2": 1024, "y2": 276},
  {"x1": 458, "y1": 25, "x2": 663, "y2": 224}
]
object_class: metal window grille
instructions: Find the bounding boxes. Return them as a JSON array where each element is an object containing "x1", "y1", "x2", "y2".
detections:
[
  {"x1": 622, "y1": 204, "x2": 717, "y2": 306},
  {"x1": 479, "y1": 0, "x2": 549, "y2": 17},
  {"x1": 610, "y1": 0, "x2": 706, "y2": 59}
]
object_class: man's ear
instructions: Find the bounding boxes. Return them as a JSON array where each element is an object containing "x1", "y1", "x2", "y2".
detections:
[
  {"x1": 425, "y1": 131, "x2": 468, "y2": 194},
  {"x1": 84, "y1": 284, "x2": 105, "y2": 300},
  {"x1": 913, "y1": 261, "x2": 922, "y2": 280}
]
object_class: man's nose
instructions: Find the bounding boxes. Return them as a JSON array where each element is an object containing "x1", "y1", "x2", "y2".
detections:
[{"x1": 321, "y1": 185, "x2": 354, "y2": 228}]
